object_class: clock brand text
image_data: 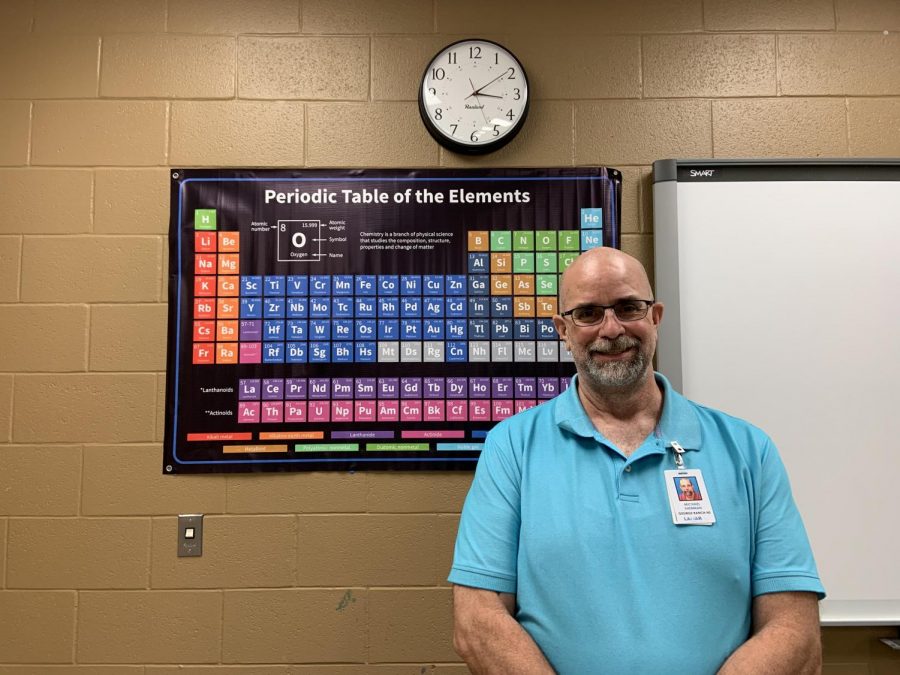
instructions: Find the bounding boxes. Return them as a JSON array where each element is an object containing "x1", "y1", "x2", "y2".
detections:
[{"x1": 264, "y1": 187, "x2": 531, "y2": 206}]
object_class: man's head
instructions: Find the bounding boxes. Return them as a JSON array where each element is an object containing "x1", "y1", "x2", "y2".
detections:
[
  {"x1": 679, "y1": 477, "x2": 696, "y2": 498},
  {"x1": 552, "y1": 248, "x2": 663, "y2": 394}
]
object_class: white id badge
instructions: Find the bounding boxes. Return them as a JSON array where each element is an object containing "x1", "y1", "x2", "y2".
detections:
[{"x1": 664, "y1": 469, "x2": 716, "y2": 525}]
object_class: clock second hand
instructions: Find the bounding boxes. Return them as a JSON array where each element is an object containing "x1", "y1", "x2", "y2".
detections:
[{"x1": 468, "y1": 78, "x2": 491, "y2": 127}]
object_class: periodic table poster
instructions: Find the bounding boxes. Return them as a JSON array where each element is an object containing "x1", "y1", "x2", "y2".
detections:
[{"x1": 164, "y1": 168, "x2": 621, "y2": 473}]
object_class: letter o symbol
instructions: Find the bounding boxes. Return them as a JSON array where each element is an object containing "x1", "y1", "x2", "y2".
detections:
[{"x1": 292, "y1": 232, "x2": 306, "y2": 248}]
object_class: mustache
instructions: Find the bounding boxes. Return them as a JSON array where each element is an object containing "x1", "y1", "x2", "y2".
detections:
[{"x1": 588, "y1": 336, "x2": 641, "y2": 355}]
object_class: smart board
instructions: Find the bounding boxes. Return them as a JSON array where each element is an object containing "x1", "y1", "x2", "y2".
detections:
[{"x1": 653, "y1": 159, "x2": 900, "y2": 625}]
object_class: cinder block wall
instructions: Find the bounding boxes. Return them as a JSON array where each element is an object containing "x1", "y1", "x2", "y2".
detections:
[{"x1": 1, "y1": 0, "x2": 898, "y2": 672}]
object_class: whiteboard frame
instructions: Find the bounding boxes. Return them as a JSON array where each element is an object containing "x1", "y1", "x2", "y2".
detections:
[{"x1": 653, "y1": 158, "x2": 900, "y2": 626}]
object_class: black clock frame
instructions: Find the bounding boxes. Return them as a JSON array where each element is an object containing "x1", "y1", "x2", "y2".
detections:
[{"x1": 417, "y1": 39, "x2": 530, "y2": 155}]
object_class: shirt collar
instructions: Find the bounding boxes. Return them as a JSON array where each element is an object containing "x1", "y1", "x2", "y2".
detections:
[{"x1": 554, "y1": 372, "x2": 702, "y2": 451}]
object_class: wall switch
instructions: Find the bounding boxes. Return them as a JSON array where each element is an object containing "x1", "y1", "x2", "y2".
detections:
[{"x1": 178, "y1": 514, "x2": 203, "y2": 557}]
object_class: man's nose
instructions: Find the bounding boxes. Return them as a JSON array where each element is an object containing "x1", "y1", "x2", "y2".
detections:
[{"x1": 595, "y1": 308, "x2": 626, "y2": 337}]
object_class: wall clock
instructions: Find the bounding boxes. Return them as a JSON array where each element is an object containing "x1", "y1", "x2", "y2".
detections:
[{"x1": 418, "y1": 39, "x2": 530, "y2": 154}]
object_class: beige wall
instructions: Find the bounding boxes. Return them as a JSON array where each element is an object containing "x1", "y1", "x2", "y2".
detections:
[{"x1": 1, "y1": 0, "x2": 899, "y2": 672}]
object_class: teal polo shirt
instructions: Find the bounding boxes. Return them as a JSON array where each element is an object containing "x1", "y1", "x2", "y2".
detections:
[{"x1": 449, "y1": 373, "x2": 824, "y2": 674}]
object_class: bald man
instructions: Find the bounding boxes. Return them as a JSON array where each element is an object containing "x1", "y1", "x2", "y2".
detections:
[{"x1": 449, "y1": 248, "x2": 824, "y2": 674}]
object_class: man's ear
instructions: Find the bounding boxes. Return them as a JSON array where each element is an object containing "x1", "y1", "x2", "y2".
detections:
[
  {"x1": 651, "y1": 301, "x2": 664, "y2": 326},
  {"x1": 552, "y1": 314, "x2": 568, "y2": 342}
]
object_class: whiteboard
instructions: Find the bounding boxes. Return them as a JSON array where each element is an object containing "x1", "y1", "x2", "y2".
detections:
[{"x1": 653, "y1": 159, "x2": 900, "y2": 625}]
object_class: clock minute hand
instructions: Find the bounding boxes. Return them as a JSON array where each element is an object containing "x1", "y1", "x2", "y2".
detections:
[{"x1": 471, "y1": 70, "x2": 509, "y2": 96}]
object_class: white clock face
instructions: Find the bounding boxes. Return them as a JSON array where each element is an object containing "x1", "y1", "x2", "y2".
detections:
[{"x1": 419, "y1": 40, "x2": 529, "y2": 153}]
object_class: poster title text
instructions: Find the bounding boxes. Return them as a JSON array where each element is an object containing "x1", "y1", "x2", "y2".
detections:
[{"x1": 264, "y1": 187, "x2": 532, "y2": 205}]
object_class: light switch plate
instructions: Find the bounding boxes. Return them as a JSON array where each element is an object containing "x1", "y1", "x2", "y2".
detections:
[{"x1": 177, "y1": 514, "x2": 203, "y2": 557}]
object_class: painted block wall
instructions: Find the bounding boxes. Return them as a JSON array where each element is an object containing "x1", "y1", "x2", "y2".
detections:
[{"x1": 1, "y1": 0, "x2": 899, "y2": 672}]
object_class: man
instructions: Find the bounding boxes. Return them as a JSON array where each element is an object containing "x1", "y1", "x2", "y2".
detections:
[
  {"x1": 678, "y1": 476, "x2": 701, "y2": 501},
  {"x1": 449, "y1": 248, "x2": 824, "y2": 674}
]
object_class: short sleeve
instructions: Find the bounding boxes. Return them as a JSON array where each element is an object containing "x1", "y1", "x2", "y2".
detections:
[
  {"x1": 448, "y1": 426, "x2": 522, "y2": 594},
  {"x1": 752, "y1": 437, "x2": 826, "y2": 599}
]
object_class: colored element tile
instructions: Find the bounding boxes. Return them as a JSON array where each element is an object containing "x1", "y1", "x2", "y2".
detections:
[
  {"x1": 194, "y1": 275, "x2": 216, "y2": 296},
  {"x1": 491, "y1": 275, "x2": 512, "y2": 295},
  {"x1": 239, "y1": 379, "x2": 261, "y2": 399},
  {"x1": 194, "y1": 209, "x2": 216, "y2": 230},
  {"x1": 216, "y1": 343, "x2": 238, "y2": 363},
  {"x1": 515, "y1": 400, "x2": 537, "y2": 413},
  {"x1": 490, "y1": 253, "x2": 512, "y2": 273},
  {"x1": 218, "y1": 253, "x2": 240, "y2": 274},
  {"x1": 331, "y1": 400, "x2": 354, "y2": 422},
  {"x1": 216, "y1": 320, "x2": 238, "y2": 341},
  {"x1": 238, "y1": 401, "x2": 260, "y2": 422},
  {"x1": 513, "y1": 252, "x2": 535, "y2": 273},
  {"x1": 468, "y1": 253, "x2": 488, "y2": 273},
  {"x1": 515, "y1": 341, "x2": 536, "y2": 361},
  {"x1": 558, "y1": 230, "x2": 580, "y2": 251},
  {"x1": 513, "y1": 274, "x2": 534, "y2": 295},
  {"x1": 491, "y1": 341, "x2": 514, "y2": 361},
  {"x1": 194, "y1": 299, "x2": 215, "y2": 319},
  {"x1": 468, "y1": 231, "x2": 489, "y2": 251},
  {"x1": 261, "y1": 401, "x2": 283, "y2": 423},
  {"x1": 423, "y1": 400, "x2": 444, "y2": 421},
  {"x1": 218, "y1": 231, "x2": 240, "y2": 251},
  {"x1": 535, "y1": 230, "x2": 557, "y2": 251},
  {"x1": 194, "y1": 253, "x2": 216, "y2": 274},
  {"x1": 536, "y1": 252, "x2": 558, "y2": 273},
  {"x1": 195, "y1": 231, "x2": 216, "y2": 252},
  {"x1": 192, "y1": 343, "x2": 214, "y2": 364},
  {"x1": 536, "y1": 274, "x2": 557, "y2": 295},
  {"x1": 513, "y1": 231, "x2": 534, "y2": 250},
  {"x1": 308, "y1": 401, "x2": 331, "y2": 421},
  {"x1": 377, "y1": 400, "x2": 399, "y2": 421},
  {"x1": 468, "y1": 400, "x2": 491, "y2": 421},
  {"x1": 216, "y1": 298, "x2": 239, "y2": 319},
  {"x1": 400, "y1": 400, "x2": 422, "y2": 421},
  {"x1": 239, "y1": 342, "x2": 261, "y2": 363},
  {"x1": 446, "y1": 400, "x2": 468, "y2": 420},
  {"x1": 193, "y1": 320, "x2": 215, "y2": 341},
  {"x1": 355, "y1": 400, "x2": 376, "y2": 421},
  {"x1": 514, "y1": 297, "x2": 535, "y2": 317},
  {"x1": 581, "y1": 208, "x2": 603, "y2": 228},
  {"x1": 581, "y1": 230, "x2": 603, "y2": 250},
  {"x1": 218, "y1": 276, "x2": 239, "y2": 296},
  {"x1": 536, "y1": 296, "x2": 558, "y2": 317},
  {"x1": 559, "y1": 252, "x2": 578, "y2": 270},
  {"x1": 490, "y1": 230, "x2": 511, "y2": 251},
  {"x1": 284, "y1": 401, "x2": 307, "y2": 422},
  {"x1": 493, "y1": 400, "x2": 514, "y2": 420}
]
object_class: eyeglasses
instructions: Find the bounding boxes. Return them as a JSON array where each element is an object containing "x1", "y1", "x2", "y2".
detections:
[{"x1": 560, "y1": 300, "x2": 655, "y2": 327}]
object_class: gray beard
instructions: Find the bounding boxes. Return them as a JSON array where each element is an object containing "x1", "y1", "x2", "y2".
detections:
[{"x1": 578, "y1": 336, "x2": 648, "y2": 389}]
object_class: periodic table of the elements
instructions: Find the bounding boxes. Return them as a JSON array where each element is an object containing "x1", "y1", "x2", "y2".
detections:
[{"x1": 164, "y1": 168, "x2": 621, "y2": 473}]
